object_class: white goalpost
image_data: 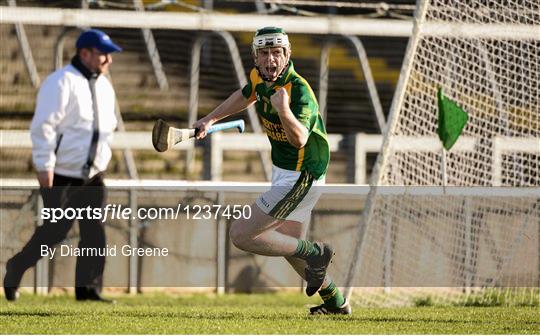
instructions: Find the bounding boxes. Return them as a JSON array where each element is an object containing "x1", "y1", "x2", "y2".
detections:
[{"x1": 343, "y1": 0, "x2": 539, "y2": 306}]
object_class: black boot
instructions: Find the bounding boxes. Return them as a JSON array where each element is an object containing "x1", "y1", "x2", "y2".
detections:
[
  {"x1": 3, "y1": 259, "x2": 23, "y2": 301},
  {"x1": 76, "y1": 287, "x2": 115, "y2": 304}
]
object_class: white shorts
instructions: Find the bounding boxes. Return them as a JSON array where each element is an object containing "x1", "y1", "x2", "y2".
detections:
[{"x1": 255, "y1": 165, "x2": 325, "y2": 223}]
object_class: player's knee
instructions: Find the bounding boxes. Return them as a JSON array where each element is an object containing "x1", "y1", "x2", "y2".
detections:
[{"x1": 229, "y1": 220, "x2": 250, "y2": 250}]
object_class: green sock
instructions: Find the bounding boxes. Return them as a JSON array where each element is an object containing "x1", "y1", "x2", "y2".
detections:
[
  {"x1": 293, "y1": 239, "x2": 321, "y2": 259},
  {"x1": 318, "y1": 282, "x2": 345, "y2": 309}
]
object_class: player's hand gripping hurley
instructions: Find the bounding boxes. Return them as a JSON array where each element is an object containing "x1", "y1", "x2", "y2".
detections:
[{"x1": 152, "y1": 119, "x2": 245, "y2": 152}]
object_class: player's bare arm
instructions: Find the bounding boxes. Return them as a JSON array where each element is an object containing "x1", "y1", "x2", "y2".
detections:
[
  {"x1": 271, "y1": 88, "x2": 308, "y2": 148},
  {"x1": 193, "y1": 89, "x2": 254, "y2": 139}
]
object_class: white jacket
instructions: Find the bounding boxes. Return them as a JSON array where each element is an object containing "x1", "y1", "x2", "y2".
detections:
[{"x1": 30, "y1": 64, "x2": 117, "y2": 179}]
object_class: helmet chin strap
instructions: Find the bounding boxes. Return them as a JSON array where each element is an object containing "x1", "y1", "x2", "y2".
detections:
[{"x1": 256, "y1": 61, "x2": 290, "y2": 83}]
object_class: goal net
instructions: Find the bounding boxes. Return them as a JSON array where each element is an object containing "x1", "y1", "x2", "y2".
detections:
[{"x1": 344, "y1": 0, "x2": 539, "y2": 306}]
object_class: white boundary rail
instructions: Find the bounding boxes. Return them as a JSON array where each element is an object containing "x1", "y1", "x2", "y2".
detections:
[{"x1": 2, "y1": 130, "x2": 538, "y2": 184}]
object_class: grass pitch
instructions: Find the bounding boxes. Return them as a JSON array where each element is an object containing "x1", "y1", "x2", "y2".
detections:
[{"x1": 1, "y1": 292, "x2": 538, "y2": 334}]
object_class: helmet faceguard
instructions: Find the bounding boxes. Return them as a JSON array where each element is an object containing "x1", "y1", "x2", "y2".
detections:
[{"x1": 252, "y1": 27, "x2": 291, "y2": 82}]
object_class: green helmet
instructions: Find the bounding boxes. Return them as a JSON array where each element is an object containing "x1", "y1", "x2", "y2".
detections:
[{"x1": 252, "y1": 26, "x2": 290, "y2": 55}]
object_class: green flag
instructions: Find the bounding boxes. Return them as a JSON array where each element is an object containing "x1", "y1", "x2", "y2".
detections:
[{"x1": 437, "y1": 88, "x2": 468, "y2": 150}]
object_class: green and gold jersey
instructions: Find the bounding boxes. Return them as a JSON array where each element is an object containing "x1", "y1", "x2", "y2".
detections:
[{"x1": 241, "y1": 61, "x2": 330, "y2": 179}]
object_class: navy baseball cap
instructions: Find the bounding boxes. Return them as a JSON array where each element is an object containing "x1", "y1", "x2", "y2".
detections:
[{"x1": 76, "y1": 29, "x2": 122, "y2": 53}]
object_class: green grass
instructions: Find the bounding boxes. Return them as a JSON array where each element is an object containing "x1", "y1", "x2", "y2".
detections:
[{"x1": 1, "y1": 293, "x2": 539, "y2": 334}]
